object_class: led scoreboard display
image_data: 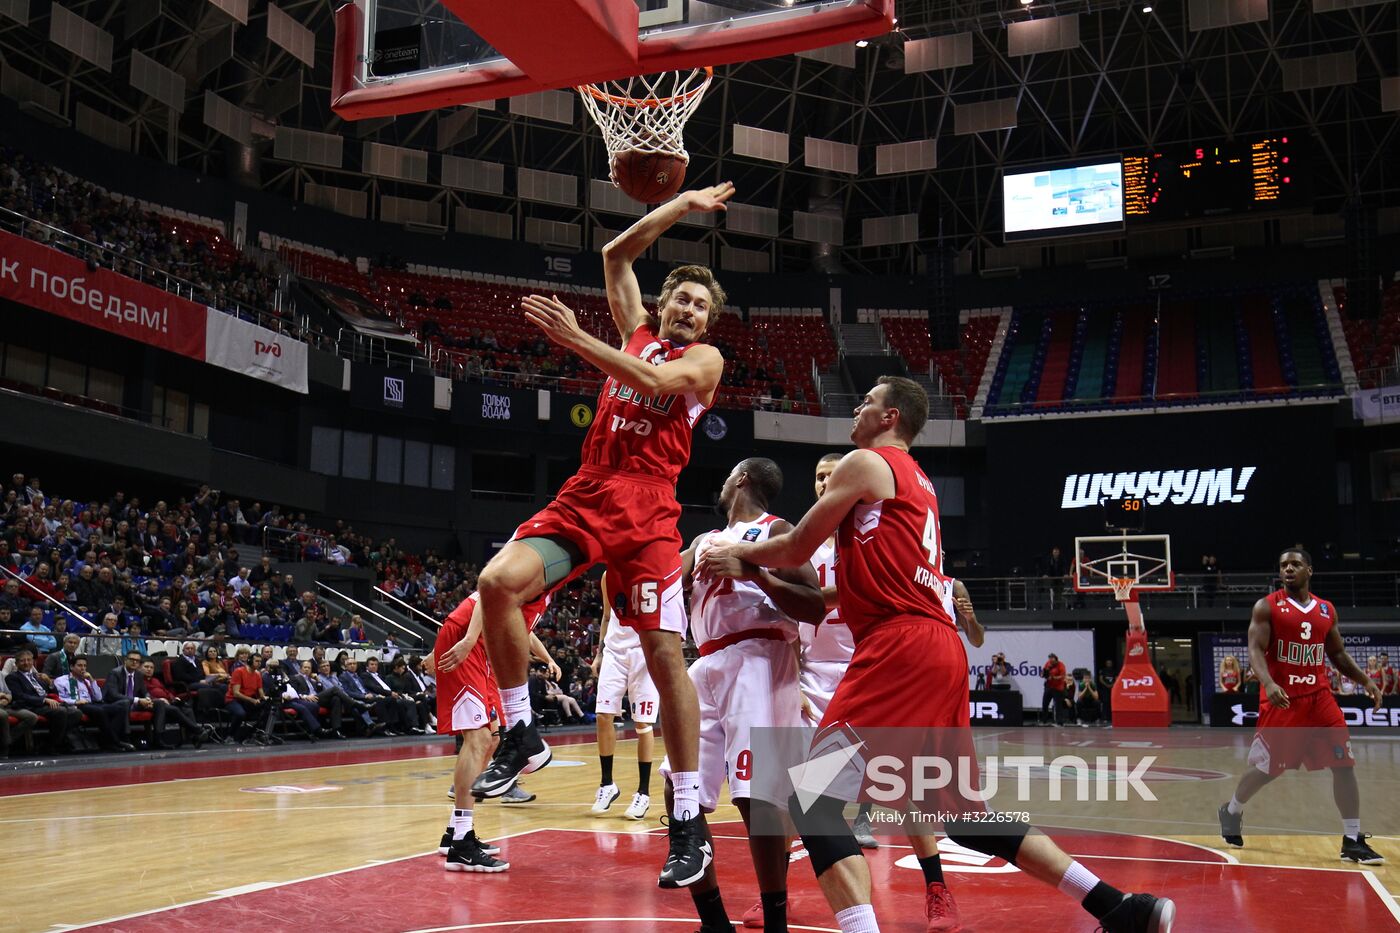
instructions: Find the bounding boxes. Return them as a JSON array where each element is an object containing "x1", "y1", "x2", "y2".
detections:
[{"x1": 1123, "y1": 136, "x2": 1307, "y2": 219}]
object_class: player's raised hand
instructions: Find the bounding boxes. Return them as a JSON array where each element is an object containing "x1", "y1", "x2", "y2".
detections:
[
  {"x1": 687, "y1": 181, "x2": 735, "y2": 213},
  {"x1": 1264, "y1": 681, "x2": 1291, "y2": 709},
  {"x1": 523, "y1": 294, "x2": 586, "y2": 348},
  {"x1": 953, "y1": 595, "x2": 976, "y2": 621}
]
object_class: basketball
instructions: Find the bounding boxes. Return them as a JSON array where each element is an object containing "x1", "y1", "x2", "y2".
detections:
[{"x1": 612, "y1": 149, "x2": 687, "y2": 203}]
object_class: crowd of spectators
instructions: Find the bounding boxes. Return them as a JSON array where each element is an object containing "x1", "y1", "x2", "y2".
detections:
[{"x1": 0, "y1": 148, "x2": 282, "y2": 324}]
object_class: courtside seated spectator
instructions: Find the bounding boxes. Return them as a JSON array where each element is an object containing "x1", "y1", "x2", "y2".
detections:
[
  {"x1": 0, "y1": 676, "x2": 38, "y2": 756},
  {"x1": 53, "y1": 656, "x2": 134, "y2": 751},
  {"x1": 80, "y1": 612, "x2": 123, "y2": 658},
  {"x1": 43, "y1": 633, "x2": 82, "y2": 679},
  {"x1": 359, "y1": 657, "x2": 422, "y2": 733},
  {"x1": 7, "y1": 648, "x2": 81, "y2": 752}
]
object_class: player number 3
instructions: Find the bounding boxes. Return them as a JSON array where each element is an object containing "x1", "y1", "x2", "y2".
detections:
[{"x1": 1300, "y1": 621, "x2": 1312, "y2": 640}]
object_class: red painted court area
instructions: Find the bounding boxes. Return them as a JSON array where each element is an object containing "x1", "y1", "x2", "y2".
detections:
[{"x1": 73, "y1": 824, "x2": 1400, "y2": 932}]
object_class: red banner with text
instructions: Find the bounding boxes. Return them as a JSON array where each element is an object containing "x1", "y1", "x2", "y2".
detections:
[{"x1": 0, "y1": 229, "x2": 206, "y2": 359}]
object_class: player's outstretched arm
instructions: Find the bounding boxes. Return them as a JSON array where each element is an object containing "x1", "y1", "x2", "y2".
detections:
[
  {"x1": 707, "y1": 520, "x2": 824, "y2": 623},
  {"x1": 701, "y1": 450, "x2": 890, "y2": 571},
  {"x1": 1247, "y1": 598, "x2": 1288, "y2": 709},
  {"x1": 602, "y1": 183, "x2": 735, "y2": 340},
  {"x1": 1326, "y1": 618, "x2": 1382, "y2": 710},
  {"x1": 523, "y1": 294, "x2": 724, "y2": 399}
]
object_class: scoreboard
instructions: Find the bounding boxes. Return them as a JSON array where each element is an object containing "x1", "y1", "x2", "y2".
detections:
[{"x1": 1123, "y1": 135, "x2": 1307, "y2": 219}]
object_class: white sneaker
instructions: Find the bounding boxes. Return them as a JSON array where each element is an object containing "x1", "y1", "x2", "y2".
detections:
[
  {"x1": 591, "y1": 783, "x2": 620, "y2": 813},
  {"x1": 624, "y1": 792, "x2": 651, "y2": 820}
]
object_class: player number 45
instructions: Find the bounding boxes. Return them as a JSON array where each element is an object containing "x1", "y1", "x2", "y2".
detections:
[{"x1": 631, "y1": 581, "x2": 658, "y2": 614}]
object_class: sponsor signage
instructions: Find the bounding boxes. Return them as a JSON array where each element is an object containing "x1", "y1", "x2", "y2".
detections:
[
  {"x1": 969, "y1": 690, "x2": 1024, "y2": 726},
  {"x1": 985, "y1": 409, "x2": 1335, "y2": 573},
  {"x1": 1210, "y1": 692, "x2": 1400, "y2": 729},
  {"x1": 1199, "y1": 631, "x2": 1400, "y2": 719},
  {"x1": 964, "y1": 630, "x2": 1095, "y2": 710},
  {"x1": 205, "y1": 310, "x2": 308, "y2": 393},
  {"x1": 549, "y1": 392, "x2": 596, "y2": 436},
  {"x1": 350, "y1": 363, "x2": 435, "y2": 418},
  {"x1": 1353, "y1": 384, "x2": 1400, "y2": 423},
  {"x1": 452, "y1": 383, "x2": 538, "y2": 428},
  {"x1": 0, "y1": 228, "x2": 205, "y2": 358}
]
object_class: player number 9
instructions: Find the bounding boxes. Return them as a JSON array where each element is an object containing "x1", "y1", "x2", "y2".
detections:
[{"x1": 734, "y1": 749, "x2": 752, "y2": 781}]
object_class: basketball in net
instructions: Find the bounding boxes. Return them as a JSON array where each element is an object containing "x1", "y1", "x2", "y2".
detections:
[{"x1": 578, "y1": 67, "x2": 713, "y2": 204}]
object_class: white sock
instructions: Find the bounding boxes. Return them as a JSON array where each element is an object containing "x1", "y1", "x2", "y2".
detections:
[
  {"x1": 834, "y1": 904, "x2": 880, "y2": 933},
  {"x1": 1343, "y1": 819, "x2": 1361, "y2": 839},
  {"x1": 670, "y1": 771, "x2": 701, "y2": 821},
  {"x1": 1227, "y1": 796, "x2": 1244, "y2": 816},
  {"x1": 1057, "y1": 861, "x2": 1102, "y2": 901},
  {"x1": 500, "y1": 683, "x2": 532, "y2": 728},
  {"x1": 449, "y1": 807, "x2": 473, "y2": 839}
]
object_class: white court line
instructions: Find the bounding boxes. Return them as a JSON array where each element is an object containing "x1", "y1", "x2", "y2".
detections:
[
  {"x1": 51, "y1": 828, "x2": 540, "y2": 932},
  {"x1": 406, "y1": 921, "x2": 839, "y2": 932},
  {"x1": 1362, "y1": 871, "x2": 1400, "y2": 923}
]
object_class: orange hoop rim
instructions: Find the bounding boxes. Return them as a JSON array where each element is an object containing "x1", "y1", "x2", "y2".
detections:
[
  {"x1": 1110, "y1": 576, "x2": 1136, "y2": 600},
  {"x1": 580, "y1": 66, "x2": 714, "y2": 109}
]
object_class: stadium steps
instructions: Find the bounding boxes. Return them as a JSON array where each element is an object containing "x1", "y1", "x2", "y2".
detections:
[
  {"x1": 838, "y1": 321, "x2": 894, "y2": 356},
  {"x1": 1072, "y1": 309, "x2": 1113, "y2": 402}
]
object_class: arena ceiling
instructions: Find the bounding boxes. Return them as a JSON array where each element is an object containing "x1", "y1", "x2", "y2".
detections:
[{"x1": 0, "y1": 0, "x2": 1395, "y2": 274}]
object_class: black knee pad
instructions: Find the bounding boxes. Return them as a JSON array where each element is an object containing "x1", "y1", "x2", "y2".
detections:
[
  {"x1": 944, "y1": 818, "x2": 1030, "y2": 864},
  {"x1": 788, "y1": 793, "x2": 864, "y2": 876}
]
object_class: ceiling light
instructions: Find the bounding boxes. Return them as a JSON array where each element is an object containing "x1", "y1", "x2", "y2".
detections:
[
  {"x1": 856, "y1": 39, "x2": 870, "y2": 47},
  {"x1": 1020, "y1": 0, "x2": 1033, "y2": 5},
  {"x1": 1141, "y1": 4, "x2": 1153, "y2": 11}
]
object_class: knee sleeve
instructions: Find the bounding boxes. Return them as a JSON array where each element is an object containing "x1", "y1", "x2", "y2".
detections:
[
  {"x1": 788, "y1": 793, "x2": 864, "y2": 876},
  {"x1": 634, "y1": 723, "x2": 652, "y2": 734},
  {"x1": 944, "y1": 818, "x2": 1029, "y2": 864},
  {"x1": 518, "y1": 535, "x2": 584, "y2": 589}
]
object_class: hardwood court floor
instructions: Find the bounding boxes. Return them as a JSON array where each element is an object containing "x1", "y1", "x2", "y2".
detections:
[{"x1": 3, "y1": 728, "x2": 1399, "y2": 932}]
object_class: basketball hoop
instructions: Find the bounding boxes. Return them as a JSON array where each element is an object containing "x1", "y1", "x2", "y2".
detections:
[
  {"x1": 1110, "y1": 576, "x2": 1136, "y2": 603},
  {"x1": 578, "y1": 67, "x2": 713, "y2": 169}
]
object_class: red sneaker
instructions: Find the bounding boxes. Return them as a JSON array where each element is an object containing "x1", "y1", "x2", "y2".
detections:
[
  {"x1": 924, "y1": 881, "x2": 963, "y2": 933},
  {"x1": 741, "y1": 900, "x2": 764, "y2": 928}
]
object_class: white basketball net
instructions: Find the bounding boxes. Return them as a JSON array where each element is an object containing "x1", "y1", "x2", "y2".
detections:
[
  {"x1": 577, "y1": 68, "x2": 713, "y2": 173},
  {"x1": 1110, "y1": 576, "x2": 1136, "y2": 602}
]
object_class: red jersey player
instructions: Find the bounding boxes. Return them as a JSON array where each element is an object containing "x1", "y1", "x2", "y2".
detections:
[
  {"x1": 1218, "y1": 548, "x2": 1383, "y2": 864},
  {"x1": 470, "y1": 181, "x2": 735, "y2": 889},
  {"x1": 428, "y1": 590, "x2": 553, "y2": 872},
  {"x1": 702, "y1": 376, "x2": 1175, "y2": 933}
]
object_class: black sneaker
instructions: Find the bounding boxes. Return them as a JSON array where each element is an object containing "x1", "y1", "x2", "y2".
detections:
[
  {"x1": 1341, "y1": 834, "x2": 1384, "y2": 865},
  {"x1": 470, "y1": 720, "x2": 551, "y2": 799},
  {"x1": 658, "y1": 816, "x2": 713, "y2": 889},
  {"x1": 441, "y1": 830, "x2": 500, "y2": 856},
  {"x1": 1095, "y1": 893, "x2": 1176, "y2": 933},
  {"x1": 444, "y1": 831, "x2": 508, "y2": 873},
  {"x1": 1218, "y1": 803, "x2": 1244, "y2": 848}
]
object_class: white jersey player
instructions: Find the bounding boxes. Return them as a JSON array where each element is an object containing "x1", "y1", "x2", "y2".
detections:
[
  {"x1": 663, "y1": 457, "x2": 826, "y2": 933},
  {"x1": 590, "y1": 571, "x2": 660, "y2": 820}
]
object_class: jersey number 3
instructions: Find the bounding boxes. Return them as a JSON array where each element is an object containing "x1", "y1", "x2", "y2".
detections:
[{"x1": 1300, "y1": 621, "x2": 1312, "y2": 640}]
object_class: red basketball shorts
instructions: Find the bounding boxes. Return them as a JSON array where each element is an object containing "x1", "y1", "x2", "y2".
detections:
[
  {"x1": 821, "y1": 619, "x2": 971, "y2": 730},
  {"x1": 1248, "y1": 689, "x2": 1354, "y2": 776},
  {"x1": 519, "y1": 465, "x2": 685, "y2": 634},
  {"x1": 436, "y1": 642, "x2": 500, "y2": 735}
]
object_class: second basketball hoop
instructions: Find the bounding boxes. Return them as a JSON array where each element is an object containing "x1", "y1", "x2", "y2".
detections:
[{"x1": 578, "y1": 67, "x2": 713, "y2": 203}]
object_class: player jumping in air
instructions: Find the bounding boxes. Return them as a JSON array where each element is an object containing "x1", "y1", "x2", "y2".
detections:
[
  {"x1": 1218, "y1": 548, "x2": 1383, "y2": 864},
  {"x1": 470, "y1": 182, "x2": 736, "y2": 889},
  {"x1": 701, "y1": 377, "x2": 1175, "y2": 933}
]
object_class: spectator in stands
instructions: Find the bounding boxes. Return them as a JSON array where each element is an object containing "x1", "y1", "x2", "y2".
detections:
[
  {"x1": 71, "y1": 564, "x2": 101, "y2": 613},
  {"x1": 1201, "y1": 554, "x2": 1221, "y2": 606},
  {"x1": 0, "y1": 677, "x2": 38, "y2": 756},
  {"x1": 80, "y1": 612, "x2": 123, "y2": 658},
  {"x1": 1041, "y1": 652, "x2": 1070, "y2": 726},
  {"x1": 1097, "y1": 659, "x2": 1116, "y2": 720},
  {"x1": 226, "y1": 649, "x2": 269, "y2": 743},
  {"x1": 120, "y1": 621, "x2": 146, "y2": 657},
  {"x1": 20, "y1": 606, "x2": 56, "y2": 652},
  {"x1": 388, "y1": 656, "x2": 433, "y2": 728},
  {"x1": 143, "y1": 596, "x2": 177, "y2": 637},
  {"x1": 292, "y1": 607, "x2": 316, "y2": 644},
  {"x1": 313, "y1": 659, "x2": 378, "y2": 736},
  {"x1": 24, "y1": 561, "x2": 61, "y2": 602},
  {"x1": 7, "y1": 648, "x2": 81, "y2": 752},
  {"x1": 0, "y1": 606, "x2": 23, "y2": 650},
  {"x1": 228, "y1": 567, "x2": 252, "y2": 597},
  {"x1": 1072, "y1": 668, "x2": 1101, "y2": 725},
  {"x1": 171, "y1": 599, "x2": 197, "y2": 635},
  {"x1": 248, "y1": 556, "x2": 275, "y2": 587},
  {"x1": 137, "y1": 658, "x2": 209, "y2": 747},
  {"x1": 359, "y1": 656, "x2": 421, "y2": 733},
  {"x1": 381, "y1": 634, "x2": 401, "y2": 662},
  {"x1": 314, "y1": 608, "x2": 342, "y2": 643},
  {"x1": 345, "y1": 616, "x2": 367, "y2": 643},
  {"x1": 0, "y1": 578, "x2": 29, "y2": 615},
  {"x1": 543, "y1": 675, "x2": 584, "y2": 724},
  {"x1": 54, "y1": 656, "x2": 134, "y2": 751}
]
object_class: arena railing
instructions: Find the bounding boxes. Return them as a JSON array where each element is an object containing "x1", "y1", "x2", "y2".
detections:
[
  {"x1": 959, "y1": 570, "x2": 1400, "y2": 612},
  {"x1": 261, "y1": 525, "x2": 336, "y2": 563},
  {"x1": 0, "y1": 206, "x2": 333, "y2": 349},
  {"x1": 979, "y1": 381, "x2": 1347, "y2": 418}
]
